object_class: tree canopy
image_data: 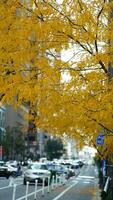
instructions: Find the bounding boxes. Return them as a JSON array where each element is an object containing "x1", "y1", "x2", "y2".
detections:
[
  {"x1": 1, "y1": 0, "x2": 113, "y2": 160},
  {"x1": 45, "y1": 138, "x2": 65, "y2": 160}
]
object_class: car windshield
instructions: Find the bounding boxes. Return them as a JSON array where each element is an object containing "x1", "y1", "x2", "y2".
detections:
[
  {"x1": 10, "y1": 165, "x2": 17, "y2": 168},
  {"x1": 28, "y1": 164, "x2": 47, "y2": 170}
]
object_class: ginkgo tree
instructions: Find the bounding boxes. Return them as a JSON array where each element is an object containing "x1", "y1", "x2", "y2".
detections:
[{"x1": 1, "y1": 0, "x2": 113, "y2": 160}]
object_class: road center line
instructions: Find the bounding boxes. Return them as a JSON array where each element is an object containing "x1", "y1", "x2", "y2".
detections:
[{"x1": 52, "y1": 181, "x2": 78, "y2": 200}]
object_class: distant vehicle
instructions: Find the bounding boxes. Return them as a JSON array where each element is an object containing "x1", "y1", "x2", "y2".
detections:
[
  {"x1": 22, "y1": 159, "x2": 32, "y2": 166},
  {"x1": 23, "y1": 163, "x2": 51, "y2": 185},
  {"x1": 5, "y1": 161, "x2": 22, "y2": 177},
  {"x1": 72, "y1": 161, "x2": 80, "y2": 169},
  {"x1": 39, "y1": 158, "x2": 47, "y2": 163},
  {"x1": 47, "y1": 163, "x2": 74, "y2": 179},
  {"x1": 77, "y1": 161, "x2": 84, "y2": 168},
  {"x1": 0, "y1": 161, "x2": 11, "y2": 179},
  {"x1": 6, "y1": 160, "x2": 18, "y2": 166}
]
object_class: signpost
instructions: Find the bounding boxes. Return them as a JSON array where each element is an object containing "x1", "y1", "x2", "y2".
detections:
[
  {"x1": 0, "y1": 145, "x2": 2, "y2": 160},
  {"x1": 102, "y1": 159, "x2": 106, "y2": 177}
]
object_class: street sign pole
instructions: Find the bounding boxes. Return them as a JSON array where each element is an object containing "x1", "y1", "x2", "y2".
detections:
[{"x1": 0, "y1": 146, "x2": 2, "y2": 160}]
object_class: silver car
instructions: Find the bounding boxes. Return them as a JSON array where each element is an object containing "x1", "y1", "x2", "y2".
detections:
[{"x1": 23, "y1": 162, "x2": 51, "y2": 185}]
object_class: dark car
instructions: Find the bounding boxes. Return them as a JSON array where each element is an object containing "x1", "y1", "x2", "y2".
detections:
[
  {"x1": 0, "y1": 161, "x2": 11, "y2": 179},
  {"x1": 77, "y1": 161, "x2": 84, "y2": 168}
]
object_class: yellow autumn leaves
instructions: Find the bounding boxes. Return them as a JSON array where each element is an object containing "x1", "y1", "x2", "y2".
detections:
[{"x1": 1, "y1": 0, "x2": 113, "y2": 159}]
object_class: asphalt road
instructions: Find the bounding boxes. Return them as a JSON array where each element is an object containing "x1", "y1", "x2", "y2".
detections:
[{"x1": 0, "y1": 165, "x2": 99, "y2": 200}]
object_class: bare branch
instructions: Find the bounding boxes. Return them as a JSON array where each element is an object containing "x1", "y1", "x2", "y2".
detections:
[
  {"x1": 99, "y1": 60, "x2": 108, "y2": 74},
  {"x1": 76, "y1": 40, "x2": 93, "y2": 55}
]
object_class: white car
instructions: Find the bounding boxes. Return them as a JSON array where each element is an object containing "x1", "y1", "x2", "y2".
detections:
[
  {"x1": 23, "y1": 163, "x2": 51, "y2": 185},
  {"x1": 7, "y1": 164, "x2": 18, "y2": 172},
  {"x1": 5, "y1": 162, "x2": 22, "y2": 177}
]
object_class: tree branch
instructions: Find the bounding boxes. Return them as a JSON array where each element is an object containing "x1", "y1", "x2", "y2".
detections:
[{"x1": 99, "y1": 60, "x2": 108, "y2": 74}]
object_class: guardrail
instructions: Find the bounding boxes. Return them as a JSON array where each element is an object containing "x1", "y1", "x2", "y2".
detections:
[{"x1": 12, "y1": 174, "x2": 67, "y2": 200}]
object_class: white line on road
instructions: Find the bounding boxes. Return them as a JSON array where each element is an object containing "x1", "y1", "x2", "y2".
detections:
[
  {"x1": 16, "y1": 188, "x2": 43, "y2": 200},
  {"x1": 78, "y1": 176, "x2": 95, "y2": 179},
  {"x1": 52, "y1": 181, "x2": 78, "y2": 200},
  {"x1": 0, "y1": 185, "x2": 11, "y2": 190},
  {"x1": 83, "y1": 181, "x2": 90, "y2": 184},
  {"x1": 0, "y1": 183, "x2": 22, "y2": 190}
]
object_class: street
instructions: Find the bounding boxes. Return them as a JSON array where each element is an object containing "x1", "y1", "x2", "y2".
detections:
[{"x1": 0, "y1": 165, "x2": 99, "y2": 200}]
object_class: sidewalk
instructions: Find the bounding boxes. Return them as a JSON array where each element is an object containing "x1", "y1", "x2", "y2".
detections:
[{"x1": 93, "y1": 178, "x2": 101, "y2": 200}]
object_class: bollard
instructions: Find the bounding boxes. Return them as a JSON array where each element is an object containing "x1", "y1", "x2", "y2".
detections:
[
  {"x1": 9, "y1": 177, "x2": 14, "y2": 186},
  {"x1": 42, "y1": 177, "x2": 45, "y2": 196},
  {"x1": 47, "y1": 177, "x2": 50, "y2": 193},
  {"x1": 12, "y1": 184, "x2": 17, "y2": 200},
  {"x1": 55, "y1": 175, "x2": 58, "y2": 187},
  {"x1": 54, "y1": 175, "x2": 57, "y2": 188},
  {"x1": 57, "y1": 176, "x2": 60, "y2": 186},
  {"x1": 53, "y1": 175, "x2": 56, "y2": 188},
  {"x1": 51, "y1": 176, "x2": 54, "y2": 191},
  {"x1": 25, "y1": 181, "x2": 29, "y2": 200},
  {"x1": 62, "y1": 174, "x2": 66, "y2": 185},
  {"x1": 60, "y1": 174, "x2": 63, "y2": 185},
  {"x1": 34, "y1": 179, "x2": 38, "y2": 200},
  {"x1": 59, "y1": 175, "x2": 62, "y2": 185}
]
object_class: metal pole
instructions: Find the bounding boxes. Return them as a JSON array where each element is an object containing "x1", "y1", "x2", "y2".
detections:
[
  {"x1": 34, "y1": 180, "x2": 38, "y2": 200},
  {"x1": 53, "y1": 175, "x2": 56, "y2": 188},
  {"x1": 25, "y1": 182, "x2": 29, "y2": 200},
  {"x1": 104, "y1": 177, "x2": 110, "y2": 193},
  {"x1": 47, "y1": 177, "x2": 50, "y2": 193},
  {"x1": 12, "y1": 184, "x2": 17, "y2": 200},
  {"x1": 55, "y1": 175, "x2": 57, "y2": 188},
  {"x1": 59, "y1": 175, "x2": 62, "y2": 185},
  {"x1": 42, "y1": 178, "x2": 45, "y2": 196},
  {"x1": 51, "y1": 176, "x2": 54, "y2": 191}
]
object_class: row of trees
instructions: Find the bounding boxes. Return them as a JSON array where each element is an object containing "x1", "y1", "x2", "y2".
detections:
[
  {"x1": 0, "y1": 127, "x2": 65, "y2": 161},
  {"x1": 0, "y1": 127, "x2": 26, "y2": 160},
  {"x1": 0, "y1": 0, "x2": 113, "y2": 161}
]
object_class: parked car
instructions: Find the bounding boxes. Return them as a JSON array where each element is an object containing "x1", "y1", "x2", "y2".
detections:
[
  {"x1": 0, "y1": 161, "x2": 11, "y2": 179},
  {"x1": 23, "y1": 162, "x2": 51, "y2": 185}
]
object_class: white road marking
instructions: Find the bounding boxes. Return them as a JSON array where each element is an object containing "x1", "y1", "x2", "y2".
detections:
[
  {"x1": 78, "y1": 176, "x2": 95, "y2": 179},
  {"x1": 0, "y1": 185, "x2": 12, "y2": 190},
  {"x1": 52, "y1": 181, "x2": 78, "y2": 200},
  {"x1": 83, "y1": 181, "x2": 90, "y2": 184},
  {"x1": 0, "y1": 183, "x2": 22, "y2": 190},
  {"x1": 16, "y1": 188, "x2": 43, "y2": 200}
]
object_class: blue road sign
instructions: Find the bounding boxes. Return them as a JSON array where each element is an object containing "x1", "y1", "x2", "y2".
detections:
[{"x1": 96, "y1": 134, "x2": 104, "y2": 145}]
